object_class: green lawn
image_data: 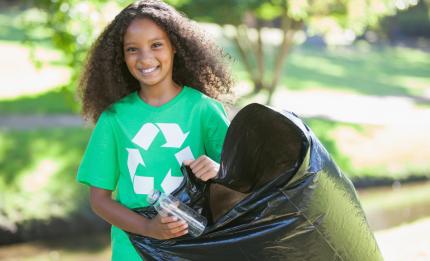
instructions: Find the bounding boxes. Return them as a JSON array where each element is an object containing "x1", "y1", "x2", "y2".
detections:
[
  {"x1": 282, "y1": 44, "x2": 430, "y2": 98},
  {"x1": 0, "y1": 88, "x2": 77, "y2": 115},
  {"x1": 0, "y1": 128, "x2": 91, "y2": 227}
]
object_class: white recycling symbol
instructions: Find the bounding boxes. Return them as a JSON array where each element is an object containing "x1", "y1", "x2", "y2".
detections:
[{"x1": 126, "y1": 123, "x2": 195, "y2": 195}]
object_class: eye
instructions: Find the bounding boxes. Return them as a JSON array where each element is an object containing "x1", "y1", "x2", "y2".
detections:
[
  {"x1": 152, "y1": 42, "x2": 163, "y2": 48},
  {"x1": 126, "y1": 47, "x2": 137, "y2": 52}
]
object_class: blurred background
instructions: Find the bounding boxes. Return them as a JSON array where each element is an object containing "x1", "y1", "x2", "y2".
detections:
[{"x1": 0, "y1": 0, "x2": 429, "y2": 260}]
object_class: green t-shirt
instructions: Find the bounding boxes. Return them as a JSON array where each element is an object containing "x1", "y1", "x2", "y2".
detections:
[{"x1": 77, "y1": 86, "x2": 229, "y2": 260}]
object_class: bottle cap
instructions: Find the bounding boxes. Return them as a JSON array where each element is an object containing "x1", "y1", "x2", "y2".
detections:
[{"x1": 146, "y1": 189, "x2": 161, "y2": 205}]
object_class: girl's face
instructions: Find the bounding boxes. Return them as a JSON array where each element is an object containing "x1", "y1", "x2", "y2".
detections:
[{"x1": 123, "y1": 18, "x2": 176, "y2": 89}]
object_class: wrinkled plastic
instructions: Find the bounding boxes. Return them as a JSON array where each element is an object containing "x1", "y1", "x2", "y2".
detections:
[
  {"x1": 128, "y1": 103, "x2": 383, "y2": 261},
  {"x1": 147, "y1": 190, "x2": 207, "y2": 237}
]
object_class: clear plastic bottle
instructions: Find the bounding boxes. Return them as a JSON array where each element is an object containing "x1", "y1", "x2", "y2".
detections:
[{"x1": 147, "y1": 190, "x2": 207, "y2": 237}]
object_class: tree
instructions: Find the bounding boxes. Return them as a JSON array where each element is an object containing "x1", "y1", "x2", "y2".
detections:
[
  {"x1": 24, "y1": 0, "x2": 424, "y2": 106},
  {"x1": 175, "y1": 0, "x2": 423, "y2": 104},
  {"x1": 22, "y1": 0, "x2": 130, "y2": 111}
]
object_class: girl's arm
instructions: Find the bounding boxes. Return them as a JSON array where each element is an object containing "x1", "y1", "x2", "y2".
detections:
[{"x1": 89, "y1": 187, "x2": 188, "y2": 240}]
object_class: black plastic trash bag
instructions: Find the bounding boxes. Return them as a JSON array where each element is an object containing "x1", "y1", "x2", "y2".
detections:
[{"x1": 129, "y1": 103, "x2": 382, "y2": 261}]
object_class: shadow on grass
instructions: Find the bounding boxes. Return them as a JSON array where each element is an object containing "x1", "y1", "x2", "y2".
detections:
[
  {"x1": 223, "y1": 41, "x2": 430, "y2": 104},
  {"x1": 283, "y1": 46, "x2": 430, "y2": 101}
]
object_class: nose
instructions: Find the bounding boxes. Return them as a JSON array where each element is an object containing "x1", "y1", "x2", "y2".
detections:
[{"x1": 137, "y1": 49, "x2": 155, "y2": 65}]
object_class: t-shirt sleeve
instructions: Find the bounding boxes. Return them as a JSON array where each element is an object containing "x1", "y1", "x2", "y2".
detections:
[
  {"x1": 76, "y1": 112, "x2": 119, "y2": 190},
  {"x1": 202, "y1": 99, "x2": 230, "y2": 163}
]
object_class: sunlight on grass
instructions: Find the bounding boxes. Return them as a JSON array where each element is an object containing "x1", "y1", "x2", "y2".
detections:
[
  {"x1": 0, "y1": 88, "x2": 78, "y2": 115},
  {"x1": 226, "y1": 43, "x2": 430, "y2": 102},
  {"x1": 289, "y1": 55, "x2": 348, "y2": 78},
  {"x1": 385, "y1": 75, "x2": 430, "y2": 96},
  {"x1": 278, "y1": 45, "x2": 430, "y2": 97},
  {"x1": 0, "y1": 41, "x2": 71, "y2": 99},
  {"x1": 390, "y1": 46, "x2": 430, "y2": 64},
  {"x1": 271, "y1": 86, "x2": 430, "y2": 127},
  {"x1": 333, "y1": 124, "x2": 430, "y2": 178}
]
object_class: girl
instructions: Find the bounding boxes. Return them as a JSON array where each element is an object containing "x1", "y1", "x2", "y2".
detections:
[{"x1": 76, "y1": 0, "x2": 233, "y2": 260}]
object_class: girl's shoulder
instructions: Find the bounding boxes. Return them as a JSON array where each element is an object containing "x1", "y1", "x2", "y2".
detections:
[
  {"x1": 185, "y1": 86, "x2": 227, "y2": 119},
  {"x1": 101, "y1": 91, "x2": 141, "y2": 116},
  {"x1": 186, "y1": 86, "x2": 224, "y2": 108}
]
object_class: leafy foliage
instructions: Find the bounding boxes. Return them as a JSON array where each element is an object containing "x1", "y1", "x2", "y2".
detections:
[
  {"x1": 174, "y1": 0, "x2": 420, "y2": 103},
  {"x1": 23, "y1": 0, "x2": 424, "y2": 105},
  {"x1": 21, "y1": 1, "x2": 130, "y2": 110}
]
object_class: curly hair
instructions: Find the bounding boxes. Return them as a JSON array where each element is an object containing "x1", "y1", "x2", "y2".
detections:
[{"x1": 79, "y1": 0, "x2": 234, "y2": 123}]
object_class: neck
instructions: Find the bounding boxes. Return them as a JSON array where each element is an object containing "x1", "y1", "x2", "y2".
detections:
[{"x1": 138, "y1": 81, "x2": 182, "y2": 107}]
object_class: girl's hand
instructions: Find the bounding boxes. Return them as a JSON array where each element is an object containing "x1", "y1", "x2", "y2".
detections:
[
  {"x1": 146, "y1": 214, "x2": 188, "y2": 240},
  {"x1": 183, "y1": 156, "x2": 220, "y2": 181}
]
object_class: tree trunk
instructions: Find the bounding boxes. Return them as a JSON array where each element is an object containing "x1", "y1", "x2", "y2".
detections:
[
  {"x1": 266, "y1": 29, "x2": 294, "y2": 105},
  {"x1": 232, "y1": 24, "x2": 265, "y2": 98},
  {"x1": 266, "y1": 18, "x2": 304, "y2": 105},
  {"x1": 230, "y1": 9, "x2": 304, "y2": 104},
  {"x1": 254, "y1": 20, "x2": 265, "y2": 93}
]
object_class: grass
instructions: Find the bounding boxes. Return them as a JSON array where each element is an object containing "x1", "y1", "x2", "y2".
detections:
[
  {"x1": 221, "y1": 28, "x2": 430, "y2": 100},
  {"x1": 0, "y1": 88, "x2": 78, "y2": 115},
  {"x1": 282, "y1": 44, "x2": 430, "y2": 98},
  {"x1": 358, "y1": 182, "x2": 430, "y2": 212},
  {"x1": 0, "y1": 233, "x2": 111, "y2": 261},
  {"x1": 0, "y1": 8, "x2": 72, "y2": 110},
  {"x1": 305, "y1": 117, "x2": 430, "y2": 179},
  {"x1": 0, "y1": 128, "x2": 91, "y2": 226},
  {"x1": 358, "y1": 182, "x2": 430, "y2": 231},
  {"x1": 303, "y1": 117, "x2": 355, "y2": 173},
  {"x1": 0, "y1": 39, "x2": 74, "y2": 114}
]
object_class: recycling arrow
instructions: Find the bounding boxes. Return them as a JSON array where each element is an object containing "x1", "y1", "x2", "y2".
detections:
[
  {"x1": 156, "y1": 123, "x2": 189, "y2": 148},
  {"x1": 133, "y1": 175, "x2": 154, "y2": 195},
  {"x1": 132, "y1": 123, "x2": 159, "y2": 150},
  {"x1": 161, "y1": 169, "x2": 184, "y2": 195},
  {"x1": 127, "y1": 122, "x2": 194, "y2": 195},
  {"x1": 126, "y1": 148, "x2": 145, "y2": 180},
  {"x1": 175, "y1": 146, "x2": 195, "y2": 166}
]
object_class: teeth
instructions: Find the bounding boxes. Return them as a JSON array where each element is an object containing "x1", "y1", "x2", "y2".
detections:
[{"x1": 140, "y1": 67, "x2": 158, "y2": 74}]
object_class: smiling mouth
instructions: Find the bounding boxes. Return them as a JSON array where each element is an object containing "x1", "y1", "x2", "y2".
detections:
[{"x1": 139, "y1": 66, "x2": 159, "y2": 76}]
